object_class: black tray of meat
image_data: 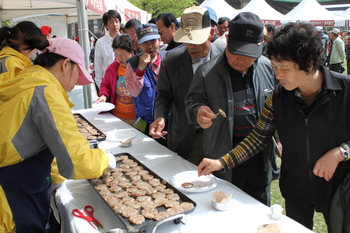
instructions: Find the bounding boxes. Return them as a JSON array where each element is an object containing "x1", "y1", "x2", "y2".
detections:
[
  {"x1": 88, "y1": 152, "x2": 196, "y2": 233},
  {"x1": 73, "y1": 113, "x2": 106, "y2": 142}
]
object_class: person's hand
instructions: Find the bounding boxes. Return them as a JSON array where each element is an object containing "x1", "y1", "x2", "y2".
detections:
[
  {"x1": 276, "y1": 142, "x2": 283, "y2": 158},
  {"x1": 95, "y1": 95, "x2": 107, "y2": 103},
  {"x1": 313, "y1": 147, "x2": 344, "y2": 181},
  {"x1": 198, "y1": 158, "x2": 223, "y2": 176},
  {"x1": 149, "y1": 118, "x2": 167, "y2": 139},
  {"x1": 106, "y1": 151, "x2": 116, "y2": 171},
  {"x1": 197, "y1": 106, "x2": 217, "y2": 129},
  {"x1": 138, "y1": 53, "x2": 151, "y2": 71}
]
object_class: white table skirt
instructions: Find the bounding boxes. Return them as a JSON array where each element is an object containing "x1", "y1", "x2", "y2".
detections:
[{"x1": 54, "y1": 109, "x2": 314, "y2": 233}]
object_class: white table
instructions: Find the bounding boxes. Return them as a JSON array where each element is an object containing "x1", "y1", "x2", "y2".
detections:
[{"x1": 54, "y1": 109, "x2": 314, "y2": 233}]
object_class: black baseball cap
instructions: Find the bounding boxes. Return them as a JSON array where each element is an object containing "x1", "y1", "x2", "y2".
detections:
[{"x1": 227, "y1": 12, "x2": 264, "y2": 59}]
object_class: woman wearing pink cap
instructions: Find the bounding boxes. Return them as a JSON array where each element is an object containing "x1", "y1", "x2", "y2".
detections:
[
  {"x1": 0, "y1": 21, "x2": 48, "y2": 83},
  {"x1": 0, "y1": 37, "x2": 113, "y2": 233}
]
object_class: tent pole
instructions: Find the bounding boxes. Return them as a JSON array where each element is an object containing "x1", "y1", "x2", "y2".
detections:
[{"x1": 77, "y1": 0, "x2": 93, "y2": 109}]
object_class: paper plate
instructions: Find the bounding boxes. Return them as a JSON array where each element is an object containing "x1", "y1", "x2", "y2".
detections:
[
  {"x1": 171, "y1": 171, "x2": 218, "y2": 193},
  {"x1": 92, "y1": 102, "x2": 115, "y2": 111},
  {"x1": 106, "y1": 131, "x2": 136, "y2": 142}
]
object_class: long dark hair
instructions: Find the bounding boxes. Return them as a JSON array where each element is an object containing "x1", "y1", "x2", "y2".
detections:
[{"x1": 0, "y1": 21, "x2": 49, "y2": 51}]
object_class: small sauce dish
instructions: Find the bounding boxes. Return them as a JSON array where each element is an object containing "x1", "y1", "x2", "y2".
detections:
[{"x1": 120, "y1": 138, "x2": 133, "y2": 147}]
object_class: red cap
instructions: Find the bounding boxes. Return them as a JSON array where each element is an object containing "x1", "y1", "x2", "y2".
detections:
[{"x1": 40, "y1": 26, "x2": 51, "y2": 36}]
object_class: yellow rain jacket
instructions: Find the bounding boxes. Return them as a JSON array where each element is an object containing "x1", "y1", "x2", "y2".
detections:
[
  {"x1": 0, "y1": 46, "x2": 32, "y2": 83},
  {"x1": 0, "y1": 65, "x2": 109, "y2": 232}
]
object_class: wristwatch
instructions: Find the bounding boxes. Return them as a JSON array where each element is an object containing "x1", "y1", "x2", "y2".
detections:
[{"x1": 338, "y1": 146, "x2": 349, "y2": 160}]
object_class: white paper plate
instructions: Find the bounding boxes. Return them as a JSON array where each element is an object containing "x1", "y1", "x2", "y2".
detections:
[
  {"x1": 171, "y1": 171, "x2": 218, "y2": 193},
  {"x1": 92, "y1": 102, "x2": 115, "y2": 111},
  {"x1": 95, "y1": 125, "x2": 116, "y2": 134},
  {"x1": 106, "y1": 131, "x2": 135, "y2": 142}
]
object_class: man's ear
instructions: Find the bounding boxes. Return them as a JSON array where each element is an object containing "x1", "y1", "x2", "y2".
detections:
[
  {"x1": 208, "y1": 27, "x2": 216, "y2": 42},
  {"x1": 170, "y1": 22, "x2": 176, "y2": 32}
]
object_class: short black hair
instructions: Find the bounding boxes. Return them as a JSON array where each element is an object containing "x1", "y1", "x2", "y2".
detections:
[
  {"x1": 111, "y1": 34, "x2": 135, "y2": 54},
  {"x1": 102, "y1": 10, "x2": 121, "y2": 26},
  {"x1": 125, "y1": 19, "x2": 141, "y2": 30},
  {"x1": 265, "y1": 24, "x2": 276, "y2": 34},
  {"x1": 148, "y1": 17, "x2": 157, "y2": 24},
  {"x1": 156, "y1": 13, "x2": 180, "y2": 30},
  {"x1": 218, "y1": 17, "x2": 230, "y2": 25},
  {"x1": 267, "y1": 22, "x2": 323, "y2": 74},
  {"x1": 0, "y1": 21, "x2": 48, "y2": 51}
]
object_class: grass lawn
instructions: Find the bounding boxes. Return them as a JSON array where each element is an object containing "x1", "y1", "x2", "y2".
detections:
[{"x1": 270, "y1": 158, "x2": 328, "y2": 233}]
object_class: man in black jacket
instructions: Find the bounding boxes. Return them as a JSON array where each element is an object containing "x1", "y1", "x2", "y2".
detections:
[
  {"x1": 196, "y1": 22, "x2": 350, "y2": 232},
  {"x1": 185, "y1": 12, "x2": 278, "y2": 206},
  {"x1": 149, "y1": 6, "x2": 225, "y2": 165}
]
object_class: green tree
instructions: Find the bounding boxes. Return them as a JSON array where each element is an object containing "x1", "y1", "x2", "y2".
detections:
[
  {"x1": 1, "y1": 20, "x2": 12, "y2": 27},
  {"x1": 129, "y1": 0, "x2": 198, "y2": 18}
]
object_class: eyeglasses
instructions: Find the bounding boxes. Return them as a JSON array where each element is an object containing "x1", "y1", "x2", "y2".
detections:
[{"x1": 158, "y1": 27, "x2": 166, "y2": 35}]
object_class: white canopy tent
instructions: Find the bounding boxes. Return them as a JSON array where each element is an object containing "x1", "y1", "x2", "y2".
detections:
[
  {"x1": 0, "y1": 0, "x2": 151, "y2": 108},
  {"x1": 109, "y1": 0, "x2": 151, "y2": 24},
  {"x1": 338, "y1": 7, "x2": 350, "y2": 19},
  {"x1": 239, "y1": 0, "x2": 292, "y2": 26},
  {"x1": 286, "y1": 0, "x2": 344, "y2": 27},
  {"x1": 200, "y1": 0, "x2": 238, "y2": 19}
]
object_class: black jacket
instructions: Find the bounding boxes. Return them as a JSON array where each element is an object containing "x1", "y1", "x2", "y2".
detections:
[
  {"x1": 185, "y1": 53, "x2": 277, "y2": 177},
  {"x1": 273, "y1": 66, "x2": 350, "y2": 212},
  {"x1": 154, "y1": 44, "x2": 225, "y2": 159}
]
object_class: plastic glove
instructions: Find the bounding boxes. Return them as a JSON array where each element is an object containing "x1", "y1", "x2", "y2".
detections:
[{"x1": 106, "y1": 151, "x2": 116, "y2": 171}]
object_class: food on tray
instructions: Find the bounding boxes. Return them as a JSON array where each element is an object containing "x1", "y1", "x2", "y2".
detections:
[
  {"x1": 141, "y1": 208, "x2": 158, "y2": 219},
  {"x1": 129, "y1": 214, "x2": 145, "y2": 225},
  {"x1": 153, "y1": 212, "x2": 169, "y2": 221},
  {"x1": 167, "y1": 193, "x2": 180, "y2": 201},
  {"x1": 164, "y1": 200, "x2": 180, "y2": 208},
  {"x1": 181, "y1": 182, "x2": 194, "y2": 189},
  {"x1": 73, "y1": 114, "x2": 105, "y2": 140},
  {"x1": 90, "y1": 155, "x2": 195, "y2": 225}
]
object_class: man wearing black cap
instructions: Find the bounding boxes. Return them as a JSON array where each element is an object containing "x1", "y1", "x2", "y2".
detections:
[{"x1": 185, "y1": 12, "x2": 278, "y2": 205}]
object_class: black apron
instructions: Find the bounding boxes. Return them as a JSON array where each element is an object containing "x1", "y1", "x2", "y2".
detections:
[{"x1": 0, "y1": 147, "x2": 54, "y2": 233}]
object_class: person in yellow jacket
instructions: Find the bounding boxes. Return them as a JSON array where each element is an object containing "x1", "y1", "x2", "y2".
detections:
[
  {"x1": 0, "y1": 21, "x2": 48, "y2": 82},
  {"x1": 0, "y1": 37, "x2": 112, "y2": 233}
]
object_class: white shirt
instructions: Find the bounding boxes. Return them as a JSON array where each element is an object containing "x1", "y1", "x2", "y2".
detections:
[{"x1": 94, "y1": 34, "x2": 115, "y2": 88}]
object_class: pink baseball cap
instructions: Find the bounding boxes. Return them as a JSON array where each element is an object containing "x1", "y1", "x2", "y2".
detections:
[{"x1": 46, "y1": 37, "x2": 93, "y2": 85}]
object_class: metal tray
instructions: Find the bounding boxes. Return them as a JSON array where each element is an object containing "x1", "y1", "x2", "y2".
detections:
[
  {"x1": 88, "y1": 152, "x2": 197, "y2": 233},
  {"x1": 73, "y1": 113, "x2": 106, "y2": 142}
]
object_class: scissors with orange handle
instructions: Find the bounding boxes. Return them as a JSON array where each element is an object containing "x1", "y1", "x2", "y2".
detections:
[{"x1": 72, "y1": 205, "x2": 103, "y2": 230}]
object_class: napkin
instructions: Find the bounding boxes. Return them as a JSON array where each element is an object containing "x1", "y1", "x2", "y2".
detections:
[{"x1": 211, "y1": 191, "x2": 232, "y2": 203}]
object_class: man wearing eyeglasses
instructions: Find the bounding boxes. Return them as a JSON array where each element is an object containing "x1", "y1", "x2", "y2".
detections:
[
  {"x1": 156, "y1": 13, "x2": 183, "y2": 51},
  {"x1": 94, "y1": 10, "x2": 121, "y2": 89}
]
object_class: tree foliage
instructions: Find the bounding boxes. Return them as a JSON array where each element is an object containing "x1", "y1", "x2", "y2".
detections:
[
  {"x1": 1, "y1": 20, "x2": 12, "y2": 27},
  {"x1": 129, "y1": 0, "x2": 198, "y2": 18}
]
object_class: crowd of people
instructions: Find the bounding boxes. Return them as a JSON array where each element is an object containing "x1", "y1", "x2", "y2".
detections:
[{"x1": 0, "y1": 4, "x2": 350, "y2": 233}]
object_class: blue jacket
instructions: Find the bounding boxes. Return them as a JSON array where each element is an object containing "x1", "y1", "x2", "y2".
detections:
[{"x1": 128, "y1": 52, "x2": 165, "y2": 123}]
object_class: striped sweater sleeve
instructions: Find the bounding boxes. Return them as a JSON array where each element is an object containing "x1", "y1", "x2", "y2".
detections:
[{"x1": 219, "y1": 92, "x2": 277, "y2": 170}]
